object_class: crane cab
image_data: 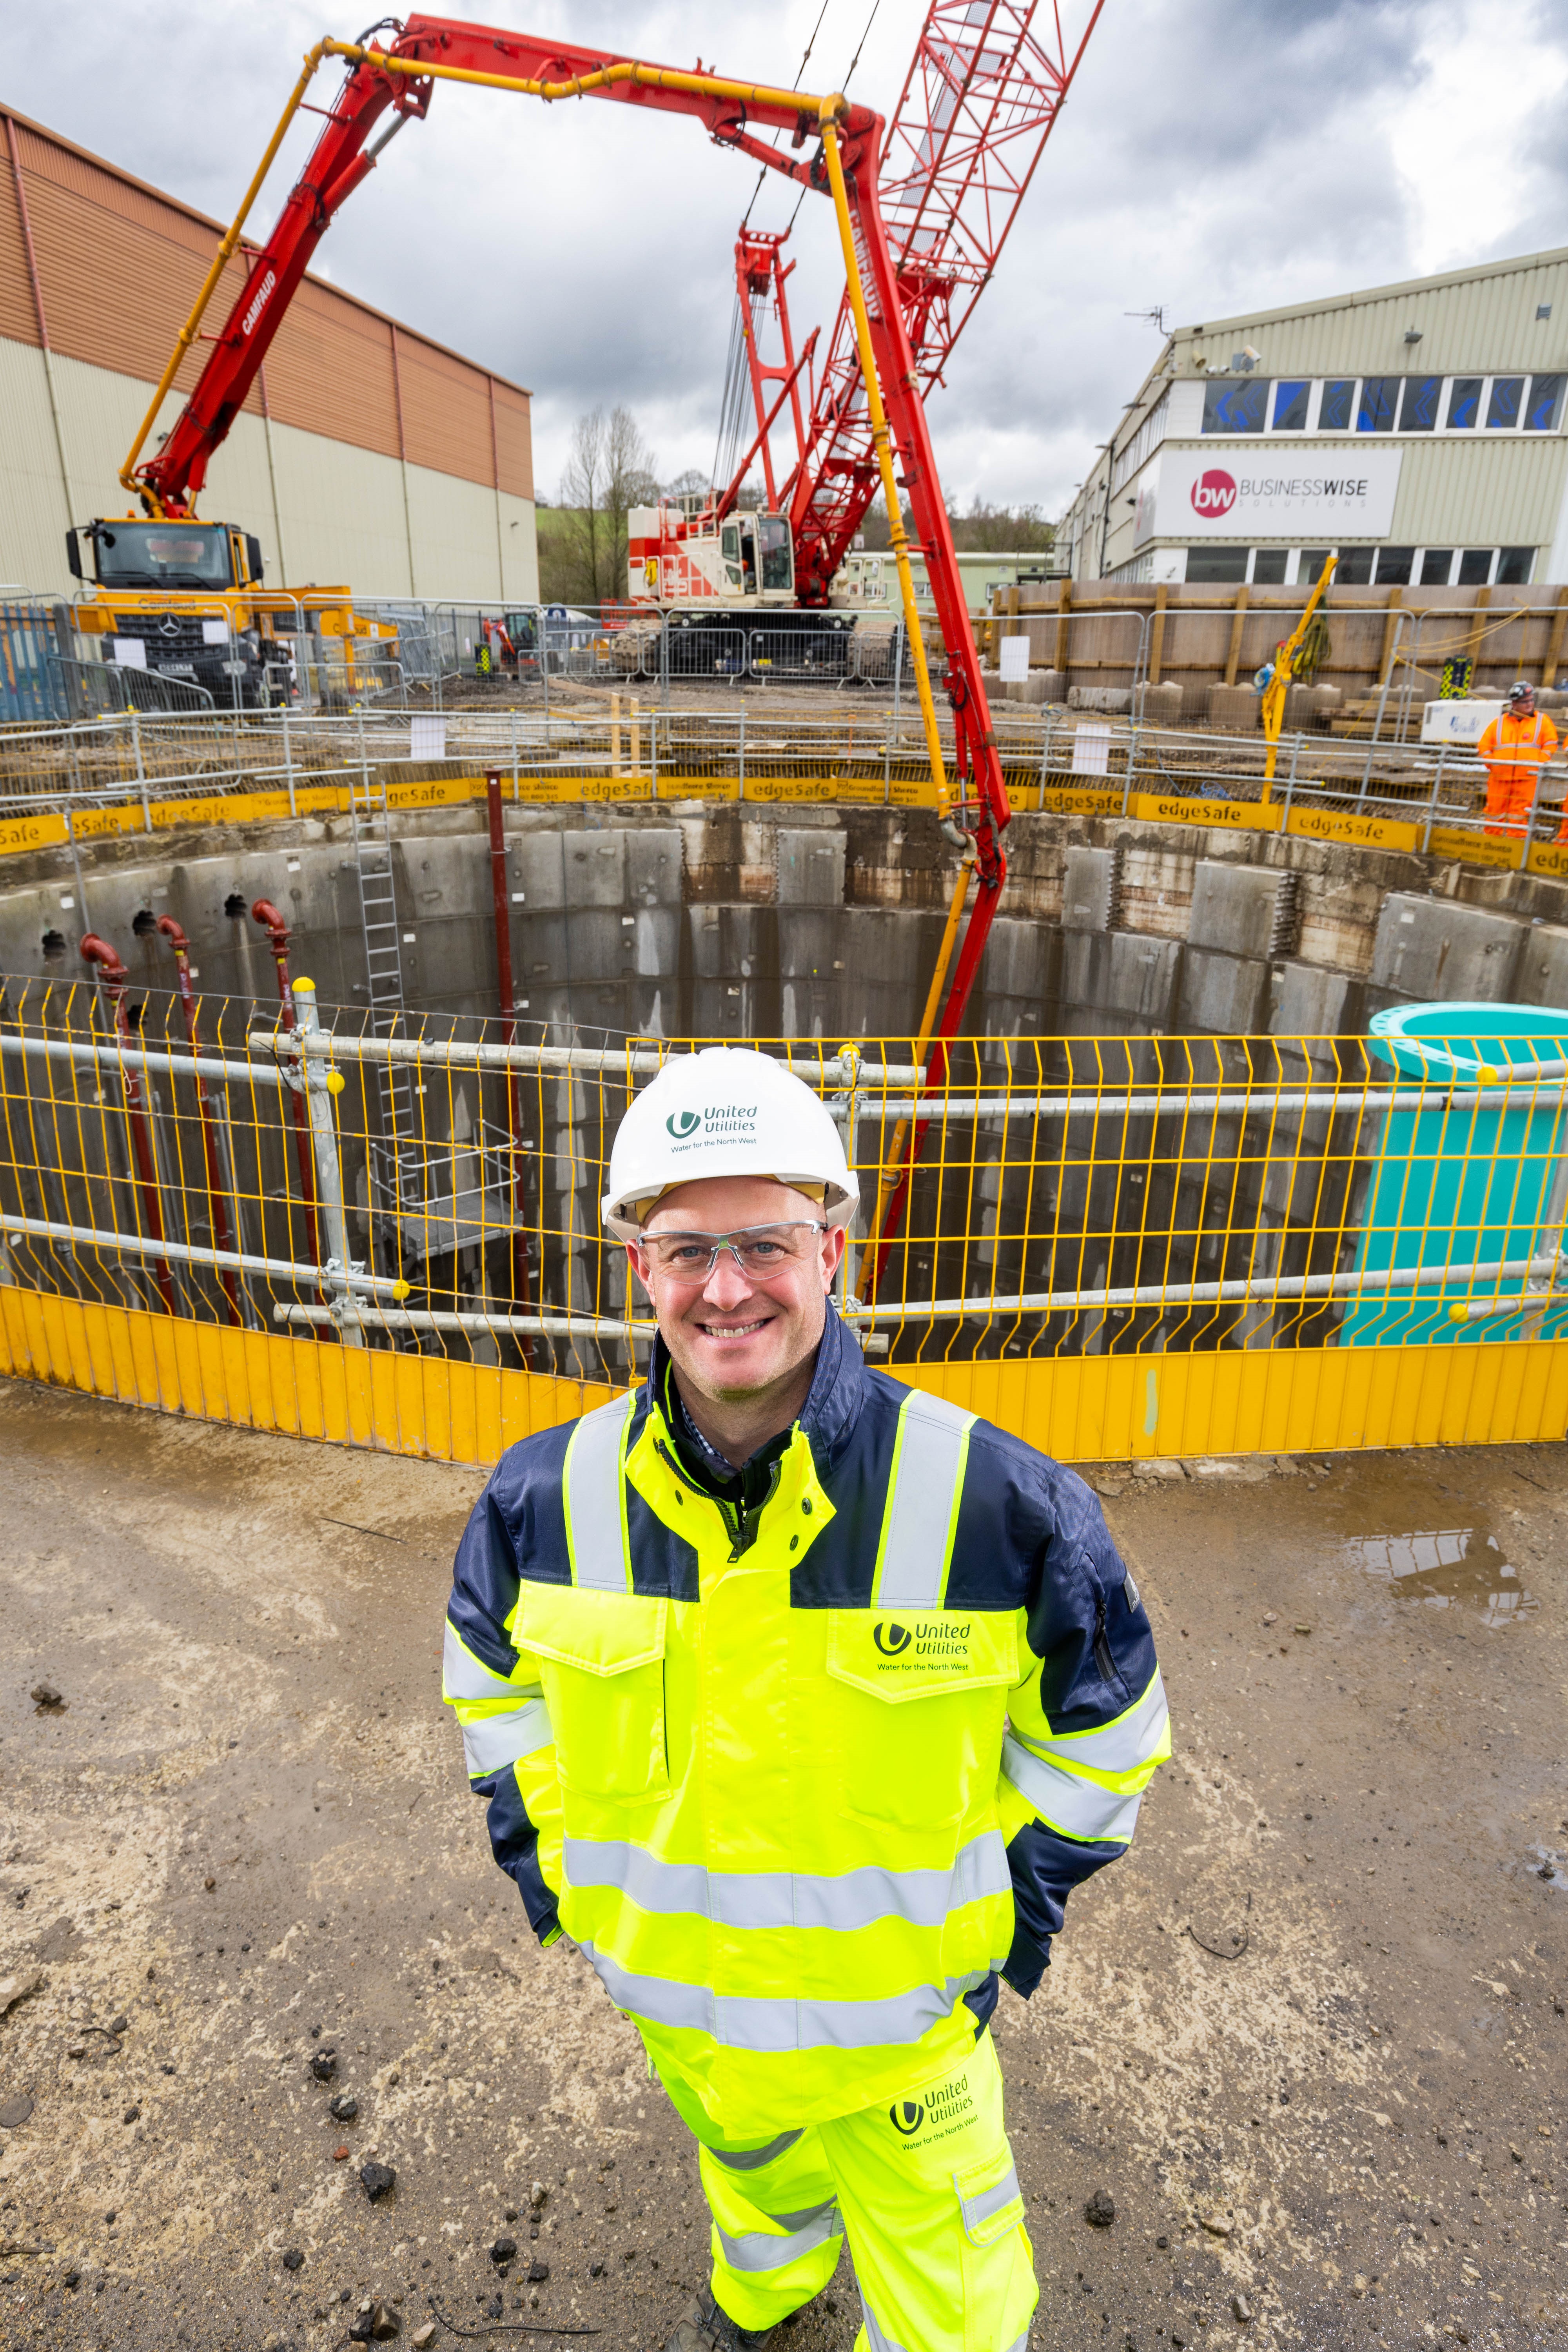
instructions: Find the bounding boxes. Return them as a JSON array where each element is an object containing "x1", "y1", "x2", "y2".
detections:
[{"x1": 628, "y1": 501, "x2": 795, "y2": 608}]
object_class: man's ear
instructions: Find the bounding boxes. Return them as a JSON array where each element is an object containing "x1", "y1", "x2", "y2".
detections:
[
  {"x1": 820, "y1": 1227, "x2": 848, "y2": 1288},
  {"x1": 626, "y1": 1240, "x2": 655, "y2": 1301}
]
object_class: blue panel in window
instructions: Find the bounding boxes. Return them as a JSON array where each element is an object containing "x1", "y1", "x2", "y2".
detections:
[
  {"x1": 1446, "y1": 377, "x2": 1481, "y2": 429},
  {"x1": 1357, "y1": 377, "x2": 1399, "y2": 432},
  {"x1": 1319, "y1": 379, "x2": 1354, "y2": 430},
  {"x1": 1272, "y1": 380, "x2": 1309, "y2": 431},
  {"x1": 1486, "y1": 376, "x2": 1524, "y2": 428},
  {"x1": 1397, "y1": 376, "x2": 1441, "y2": 432},
  {"x1": 1526, "y1": 373, "x2": 1566, "y2": 431},
  {"x1": 1202, "y1": 377, "x2": 1270, "y2": 433}
]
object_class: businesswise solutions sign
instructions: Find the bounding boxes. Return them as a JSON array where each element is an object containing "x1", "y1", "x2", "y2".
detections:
[{"x1": 1136, "y1": 445, "x2": 1403, "y2": 542}]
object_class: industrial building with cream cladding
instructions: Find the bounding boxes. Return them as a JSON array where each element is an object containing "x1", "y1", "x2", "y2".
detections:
[
  {"x1": 1062, "y1": 248, "x2": 1568, "y2": 592},
  {"x1": 0, "y1": 103, "x2": 538, "y2": 603}
]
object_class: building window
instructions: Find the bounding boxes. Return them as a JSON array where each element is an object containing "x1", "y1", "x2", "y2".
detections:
[
  {"x1": 1299, "y1": 550, "x2": 1333, "y2": 584},
  {"x1": 1319, "y1": 378, "x2": 1355, "y2": 430},
  {"x1": 1271, "y1": 380, "x2": 1309, "y2": 431},
  {"x1": 1526, "y1": 373, "x2": 1567, "y2": 431},
  {"x1": 1457, "y1": 548, "x2": 1492, "y2": 584},
  {"x1": 1397, "y1": 375, "x2": 1441, "y2": 431},
  {"x1": 1497, "y1": 546, "x2": 1535, "y2": 584},
  {"x1": 1201, "y1": 378, "x2": 1269, "y2": 433},
  {"x1": 1185, "y1": 546, "x2": 1249, "y2": 581},
  {"x1": 1486, "y1": 376, "x2": 1524, "y2": 428},
  {"x1": 1446, "y1": 377, "x2": 1483, "y2": 429},
  {"x1": 1373, "y1": 546, "x2": 1414, "y2": 584},
  {"x1": 1336, "y1": 549, "x2": 1374, "y2": 584},
  {"x1": 1251, "y1": 550, "x2": 1289, "y2": 584},
  {"x1": 1418, "y1": 548, "x2": 1454, "y2": 585},
  {"x1": 1357, "y1": 377, "x2": 1400, "y2": 432}
]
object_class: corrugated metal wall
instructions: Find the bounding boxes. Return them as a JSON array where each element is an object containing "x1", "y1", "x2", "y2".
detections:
[{"x1": 0, "y1": 100, "x2": 537, "y2": 597}]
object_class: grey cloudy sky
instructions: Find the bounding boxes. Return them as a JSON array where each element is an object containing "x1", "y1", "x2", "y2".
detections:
[{"x1": 9, "y1": 0, "x2": 1568, "y2": 516}]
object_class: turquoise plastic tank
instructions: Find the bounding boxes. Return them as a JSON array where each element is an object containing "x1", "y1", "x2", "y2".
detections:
[{"x1": 1341, "y1": 1001, "x2": 1568, "y2": 1346}]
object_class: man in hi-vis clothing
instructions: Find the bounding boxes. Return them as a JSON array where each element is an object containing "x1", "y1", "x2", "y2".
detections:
[
  {"x1": 1477, "y1": 678, "x2": 1559, "y2": 838},
  {"x1": 445, "y1": 1048, "x2": 1168, "y2": 2352}
]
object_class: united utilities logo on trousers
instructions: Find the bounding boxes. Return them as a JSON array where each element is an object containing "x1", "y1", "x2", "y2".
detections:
[
  {"x1": 889, "y1": 2098, "x2": 924, "y2": 2136},
  {"x1": 873, "y1": 1622, "x2": 911, "y2": 1657}
]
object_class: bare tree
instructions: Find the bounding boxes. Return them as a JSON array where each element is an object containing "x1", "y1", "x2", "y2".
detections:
[{"x1": 556, "y1": 405, "x2": 660, "y2": 606}]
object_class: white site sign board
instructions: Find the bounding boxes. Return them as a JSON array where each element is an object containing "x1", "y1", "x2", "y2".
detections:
[{"x1": 1136, "y1": 444, "x2": 1403, "y2": 544}]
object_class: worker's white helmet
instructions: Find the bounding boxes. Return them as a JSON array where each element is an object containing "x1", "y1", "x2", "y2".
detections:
[{"x1": 602, "y1": 1047, "x2": 858, "y2": 1240}]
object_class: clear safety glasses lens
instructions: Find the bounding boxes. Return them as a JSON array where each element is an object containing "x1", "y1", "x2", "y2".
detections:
[{"x1": 641, "y1": 1221, "x2": 826, "y2": 1284}]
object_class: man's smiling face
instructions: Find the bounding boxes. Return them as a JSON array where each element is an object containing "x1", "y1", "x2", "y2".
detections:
[{"x1": 628, "y1": 1175, "x2": 844, "y2": 1406}]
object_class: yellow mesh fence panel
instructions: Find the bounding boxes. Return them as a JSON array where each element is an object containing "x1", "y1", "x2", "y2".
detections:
[{"x1": 4, "y1": 978, "x2": 1568, "y2": 1465}]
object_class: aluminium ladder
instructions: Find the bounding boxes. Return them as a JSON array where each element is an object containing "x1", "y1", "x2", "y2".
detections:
[{"x1": 349, "y1": 773, "x2": 423, "y2": 1210}]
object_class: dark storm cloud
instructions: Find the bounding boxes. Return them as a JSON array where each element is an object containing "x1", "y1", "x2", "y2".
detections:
[{"x1": 8, "y1": 0, "x2": 1568, "y2": 515}]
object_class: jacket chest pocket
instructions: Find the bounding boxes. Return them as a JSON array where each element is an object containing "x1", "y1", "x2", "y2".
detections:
[
  {"x1": 824, "y1": 1611, "x2": 1016, "y2": 1832},
  {"x1": 518, "y1": 1583, "x2": 670, "y2": 1806}
]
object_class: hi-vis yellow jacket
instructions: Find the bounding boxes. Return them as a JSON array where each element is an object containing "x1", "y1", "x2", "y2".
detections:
[{"x1": 444, "y1": 1308, "x2": 1168, "y2": 2135}]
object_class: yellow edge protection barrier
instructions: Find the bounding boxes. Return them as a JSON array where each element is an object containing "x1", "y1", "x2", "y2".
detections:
[
  {"x1": 2, "y1": 773, "x2": 1559, "y2": 871},
  {"x1": 6, "y1": 1288, "x2": 1568, "y2": 1468}
]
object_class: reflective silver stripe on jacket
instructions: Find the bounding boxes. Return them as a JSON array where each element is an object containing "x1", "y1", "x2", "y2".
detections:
[
  {"x1": 859, "y1": 2300, "x2": 912, "y2": 2352},
  {"x1": 579, "y1": 1947, "x2": 994, "y2": 2050},
  {"x1": 1000, "y1": 1733, "x2": 1144, "y2": 1844},
  {"x1": 705, "y1": 2131, "x2": 804, "y2": 2173},
  {"x1": 564, "y1": 1390, "x2": 636, "y2": 1591},
  {"x1": 1036, "y1": 1668, "x2": 1169, "y2": 1777},
  {"x1": 957, "y1": 2160, "x2": 1022, "y2": 2235},
  {"x1": 443, "y1": 1618, "x2": 517, "y2": 1701},
  {"x1": 873, "y1": 1391, "x2": 975, "y2": 1609},
  {"x1": 717, "y1": 2200, "x2": 842, "y2": 2273},
  {"x1": 563, "y1": 1828, "x2": 1009, "y2": 1930},
  {"x1": 460, "y1": 1697, "x2": 554, "y2": 1780}
]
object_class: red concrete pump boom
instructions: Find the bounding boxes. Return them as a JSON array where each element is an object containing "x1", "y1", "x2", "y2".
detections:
[{"x1": 119, "y1": 16, "x2": 1016, "y2": 1210}]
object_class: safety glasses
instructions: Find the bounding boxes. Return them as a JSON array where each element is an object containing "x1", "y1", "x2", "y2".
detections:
[{"x1": 637, "y1": 1220, "x2": 827, "y2": 1284}]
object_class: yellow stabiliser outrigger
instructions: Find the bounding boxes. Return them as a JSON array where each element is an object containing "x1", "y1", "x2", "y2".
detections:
[{"x1": 1260, "y1": 552, "x2": 1338, "y2": 805}]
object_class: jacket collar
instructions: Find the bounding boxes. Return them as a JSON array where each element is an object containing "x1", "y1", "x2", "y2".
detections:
[{"x1": 644, "y1": 1297, "x2": 866, "y2": 1477}]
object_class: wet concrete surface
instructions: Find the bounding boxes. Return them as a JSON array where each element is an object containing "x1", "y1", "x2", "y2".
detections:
[{"x1": 2, "y1": 1380, "x2": 1565, "y2": 2352}]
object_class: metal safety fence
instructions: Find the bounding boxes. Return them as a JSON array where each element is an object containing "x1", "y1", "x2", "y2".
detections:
[
  {"x1": 4, "y1": 981, "x2": 1568, "y2": 1465},
  {"x1": 0, "y1": 699, "x2": 1524, "y2": 854}
]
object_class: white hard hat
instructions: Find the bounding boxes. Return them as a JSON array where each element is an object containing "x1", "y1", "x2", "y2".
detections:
[{"x1": 602, "y1": 1047, "x2": 858, "y2": 1239}]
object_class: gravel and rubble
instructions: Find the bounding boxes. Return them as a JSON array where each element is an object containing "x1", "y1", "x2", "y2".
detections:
[{"x1": 1, "y1": 1379, "x2": 1564, "y2": 2352}]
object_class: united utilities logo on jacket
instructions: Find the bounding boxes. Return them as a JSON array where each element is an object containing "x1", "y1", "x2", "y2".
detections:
[{"x1": 867, "y1": 1618, "x2": 973, "y2": 1675}]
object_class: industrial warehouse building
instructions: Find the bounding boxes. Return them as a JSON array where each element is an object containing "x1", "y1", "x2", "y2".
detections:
[
  {"x1": 0, "y1": 103, "x2": 538, "y2": 604},
  {"x1": 1061, "y1": 247, "x2": 1568, "y2": 591}
]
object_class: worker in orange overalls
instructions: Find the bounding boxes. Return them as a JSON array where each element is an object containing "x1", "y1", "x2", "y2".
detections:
[{"x1": 1477, "y1": 679, "x2": 1560, "y2": 838}]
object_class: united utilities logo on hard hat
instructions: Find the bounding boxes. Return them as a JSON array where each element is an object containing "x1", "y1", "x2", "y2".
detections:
[
  {"x1": 889, "y1": 2098, "x2": 924, "y2": 2136},
  {"x1": 665, "y1": 1103, "x2": 759, "y2": 1150},
  {"x1": 873, "y1": 1622, "x2": 911, "y2": 1657},
  {"x1": 1191, "y1": 467, "x2": 1237, "y2": 517}
]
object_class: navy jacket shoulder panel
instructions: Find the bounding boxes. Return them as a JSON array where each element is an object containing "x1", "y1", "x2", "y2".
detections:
[{"x1": 791, "y1": 1365, "x2": 903, "y2": 1607}]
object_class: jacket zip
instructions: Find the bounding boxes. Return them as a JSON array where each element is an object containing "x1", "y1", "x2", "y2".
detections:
[{"x1": 653, "y1": 1435, "x2": 783, "y2": 1562}]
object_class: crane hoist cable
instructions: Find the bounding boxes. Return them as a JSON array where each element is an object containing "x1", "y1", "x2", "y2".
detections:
[{"x1": 739, "y1": 0, "x2": 834, "y2": 232}]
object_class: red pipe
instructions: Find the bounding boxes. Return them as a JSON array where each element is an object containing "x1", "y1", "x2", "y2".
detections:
[
  {"x1": 79, "y1": 934, "x2": 176, "y2": 1314},
  {"x1": 486, "y1": 770, "x2": 533, "y2": 1367},
  {"x1": 154, "y1": 917, "x2": 241, "y2": 1326},
  {"x1": 250, "y1": 898, "x2": 321, "y2": 1269}
]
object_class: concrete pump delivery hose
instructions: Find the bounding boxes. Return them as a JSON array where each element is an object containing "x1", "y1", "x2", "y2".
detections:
[{"x1": 819, "y1": 118, "x2": 955, "y2": 830}]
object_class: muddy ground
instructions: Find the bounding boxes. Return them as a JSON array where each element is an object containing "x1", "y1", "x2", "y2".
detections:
[{"x1": 2, "y1": 1379, "x2": 1564, "y2": 2352}]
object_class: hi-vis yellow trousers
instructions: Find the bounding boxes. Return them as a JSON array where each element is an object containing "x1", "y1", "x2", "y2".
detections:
[{"x1": 655, "y1": 2029, "x2": 1038, "y2": 2352}]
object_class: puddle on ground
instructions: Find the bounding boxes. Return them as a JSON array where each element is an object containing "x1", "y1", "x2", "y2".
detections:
[{"x1": 1350, "y1": 1527, "x2": 1541, "y2": 1628}]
